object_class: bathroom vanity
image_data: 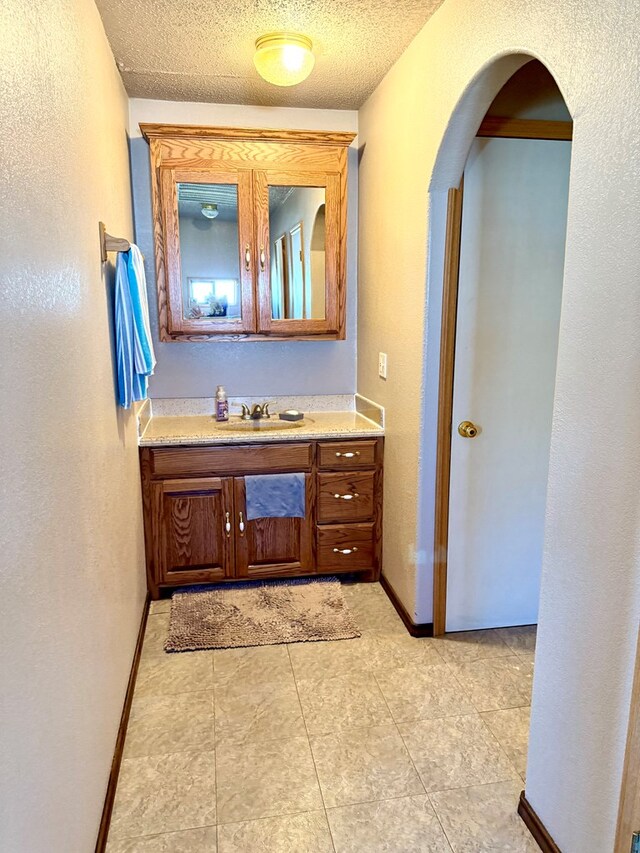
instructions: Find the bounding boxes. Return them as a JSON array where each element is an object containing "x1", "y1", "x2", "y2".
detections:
[
  {"x1": 136, "y1": 120, "x2": 376, "y2": 599},
  {"x1": 139, "y1": 414, "x2": 384, "y2": 599}
]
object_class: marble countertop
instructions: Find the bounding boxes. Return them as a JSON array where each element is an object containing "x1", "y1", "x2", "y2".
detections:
[{"x1": 139, "y1": 411, "x2": 384, "y2": 446}]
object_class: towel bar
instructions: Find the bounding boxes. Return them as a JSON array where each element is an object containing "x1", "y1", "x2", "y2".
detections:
[{"x1": 99, "y1": 221, "x2": 131, "y2": 262}]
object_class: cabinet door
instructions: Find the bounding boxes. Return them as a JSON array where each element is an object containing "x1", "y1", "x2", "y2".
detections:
[
  {"x1": 234, "y1": 476, "x2": 314, "y2": 578},
  {"x1": 160, "y1": 168, "x2": 256, "y2": 335},
  {"x1": 254, "y1": 169, "x2": 343, "y2": 337},
  {"x1": 152, "y1": 477, "x2": 235, "y2": 585}
]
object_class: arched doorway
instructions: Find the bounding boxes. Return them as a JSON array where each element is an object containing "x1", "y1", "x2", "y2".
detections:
[
  {"x1": 309, "y1": 203, "x2": 326, "y2": 319},
  {"x1": 433, "y1": 61, "x2": 573, "y2": 635}
]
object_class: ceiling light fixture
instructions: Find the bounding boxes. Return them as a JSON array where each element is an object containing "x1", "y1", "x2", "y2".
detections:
[
  {"x1": 254, "y1": 32, "x2": 315, "y2": 87},
  {"x1": 201, "y1": 203, "x2": 219, "y2": 219}
]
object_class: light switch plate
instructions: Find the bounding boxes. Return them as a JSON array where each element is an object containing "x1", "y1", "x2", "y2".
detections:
[{"x1": 378, "y1": 352, "x2": 388, "y2": 379}]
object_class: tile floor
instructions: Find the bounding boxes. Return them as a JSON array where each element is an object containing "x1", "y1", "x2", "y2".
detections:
[{"x1": 106, "y1": 582, "x2": 537, "y2": 852}]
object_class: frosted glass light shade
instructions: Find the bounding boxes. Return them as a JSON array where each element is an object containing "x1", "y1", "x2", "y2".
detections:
[{"x1": 254, "y1": 32, "x2": 315, "y2": 87}]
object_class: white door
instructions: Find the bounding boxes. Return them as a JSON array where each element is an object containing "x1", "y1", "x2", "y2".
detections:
[
  {"x1": 289, "y1": 223, "x2": 306, "y2": 319},
  {"x1": 446, "y1": 136, "x2": 571, "y2": 632}
]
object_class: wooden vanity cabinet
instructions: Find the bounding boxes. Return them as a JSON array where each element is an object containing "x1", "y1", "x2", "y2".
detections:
[
  {"x1": 139, "y1": 438, "x2": 383, "y2": 598},
  {"x1": 150, "y1": 476, "x2": 235, "y2": 586},
  {"x1": 233, "y1": 475, "x2": 315, "y2": 579},
  {"x1": 141, "y1": 124, "x2": 355, "y2": 342}
]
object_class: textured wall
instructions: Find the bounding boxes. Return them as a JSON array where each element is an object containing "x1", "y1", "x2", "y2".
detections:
[
  {"x1": 358, "y1": 2, "x2": 640, "y2": 850},
  {"x1": 128, "y1": 99, "x2": 358, "y2": 399},
  {"x1": 0, "y1": 1, "x2": 146, "y2": 850}
]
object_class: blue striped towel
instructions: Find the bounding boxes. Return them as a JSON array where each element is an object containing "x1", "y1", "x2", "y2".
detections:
[{"x1": 115, "y1": 245, "x2": 156, "y2": 408}]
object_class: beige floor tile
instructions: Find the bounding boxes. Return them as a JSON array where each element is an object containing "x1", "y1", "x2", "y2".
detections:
[
  {"x1": 135, "y1": 651, "x2": 214, "y2": 698},
  {"x1": 141, "y1": 614, "x2": 171, "y2": 659},
  {"x1": 109, "y1": 750, "x2": 216, "y2": 840},
  {"x1": 214, "y1": 680, "x2": 305, "y2": 745},
  {"x1": 217, "y1": 810, "x2": 333, "y2": 853},
  {"x1": 344, "y1": 594, "x2": 407, "y2": 635},
  {"x1": 113, "y1": 596, "x2": 541, "y2": 853},
  {"x1": 216, "y1": 736, "x2": 322, "y2": 824},
  {"x1": 481, "y1": 706, "x2": 531, "y2": 778},
  {"x1": 106, "y1": 826, "x2": 216, "y2": 852},
  {"x1": 327, "y1": 795, "x2": 452, "y2": 852},
  {"x1": 375, "y1": 664, "x2": 476, "y2": 724},
  {"x1": 435, "y1": 630, "x2": 513, "y2": 666},
  {"x1": 124, "y1": 691, "x2": 214, "y2": 758},
  {"x1": 288, "y1": 637, "x2": 371, "y2": 681},
  {"x1": 297, "y1": 670, "x2": 393, "y2": 734},
  {"x1": 310, "y1": 724, "x2": 424, "y2": 809},
  {"x1": 398, "y1": 714, "x2": 517, "y2": 793},
  {"x1": 429, "y1": 780, "x2": 538, "y2": 852},
  {"x1": 363, "y1": 633, "x2": 444, "y2": 672},
  {"x1": 495, "y1": 626, "x2": 537, "y2": 658},
  {"x1": 452, "y1": 656, "x2": 533, "y2": 712},
  {"x1": 213, "y1": 644, "x2": 295, "y2": 691},
  {"x1": 340, "y1": 581, "x2": 386, "y2": 599},
  {"x1": 148, "y1": 599, "x2": 172, "y2": 616}
]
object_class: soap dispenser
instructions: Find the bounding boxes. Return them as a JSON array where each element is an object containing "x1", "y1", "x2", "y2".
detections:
[{"x1": 215, "y1": 385, "x2": 229, "y2": 422}]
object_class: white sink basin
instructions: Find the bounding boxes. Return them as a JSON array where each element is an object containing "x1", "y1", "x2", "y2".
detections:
[{"x1": 214, "y1": 418, "x2": 311, "y2": 431}]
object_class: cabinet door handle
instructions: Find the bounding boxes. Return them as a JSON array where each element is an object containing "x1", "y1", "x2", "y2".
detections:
[
  {"x1": 259, "y1": 247, "x2": 266, "y2": 271},
  {"x1": 333, "y1": 547, "x2": 358, "y2": 555},
  {"x1": 333, "y1": 493, "x2": 359, "y2": 500},
  {"x1": 239, "y1": 511, "x2": 246, "y2": 536},
  {"x1": 225, "y1": 511, "x2": 231, "y2": 537},
  {"x1": 245, "y1": 244, "x2": 251, "y2": 272},
  {"x1": 335, "y1": 451, "x2": 360, "y2": 458}
]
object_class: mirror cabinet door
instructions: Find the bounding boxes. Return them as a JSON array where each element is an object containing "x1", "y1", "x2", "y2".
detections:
[
  {"x1": 256, "y1": 172, "x2": 341, "y2": 336},
  {"x1": 161, "y1": 169, "x2": 255, "y2": 335}
]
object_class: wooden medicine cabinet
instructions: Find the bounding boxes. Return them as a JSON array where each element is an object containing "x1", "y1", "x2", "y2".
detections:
[{"x1": 140, "y1": 124, "x2": 355, "y2": 341}]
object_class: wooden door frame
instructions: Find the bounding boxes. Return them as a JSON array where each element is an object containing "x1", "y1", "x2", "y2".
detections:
[
  {"x1": 432, "y1": 183, "x2": 464, "y2": 636},
  {"x1": 615, "y1": 624, "x2": 640, "y2": 852},
  {"x1": 432, "y1": 117, "x2": 573, "y2": 636}
]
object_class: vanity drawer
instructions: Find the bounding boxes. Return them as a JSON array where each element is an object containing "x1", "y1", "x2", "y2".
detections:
[
  {"x1": 317, "y1": 524, "x2": 376, "y2": 571},
  {"x1": 150, "y1": 443, "x2": 313, "y2": 477},
  {"x1": 317, "y1": 440, "x2": 380, "y2": 470},
  {"x1": 317, "y1": 472, "x2": 375, "y2": 523}
]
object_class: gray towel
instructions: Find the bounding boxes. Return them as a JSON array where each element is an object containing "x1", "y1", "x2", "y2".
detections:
[{"x1": 245, "y1": 473, "x2": 306, "y2": 520}]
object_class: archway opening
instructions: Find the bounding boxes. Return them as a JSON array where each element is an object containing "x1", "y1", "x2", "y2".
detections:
[
  {"x1": 425, "y1": 58, "x2": 573, "y2": 639},
  {"x1": 309, "y1": 203, "x2": 326, "y2": 319}
]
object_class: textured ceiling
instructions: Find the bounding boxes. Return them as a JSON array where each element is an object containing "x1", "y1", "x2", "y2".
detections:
[
  {"x1": 178, "y1": 182, "x2": 292, "y2": 220},
  {"x1": 94, "y1": 0, "x2": 444, "y2": 109}
]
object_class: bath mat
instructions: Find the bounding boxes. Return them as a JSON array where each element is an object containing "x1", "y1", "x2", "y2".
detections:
[{"x1": 165, "y1": 577, "x2": 361, "y2": 652}]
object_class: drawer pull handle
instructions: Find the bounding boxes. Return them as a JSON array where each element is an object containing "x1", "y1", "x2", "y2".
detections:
[
  {"x1": 239, "y1": 511, "x2": 245, "y2": 536},
  {"x1": 225, "y1": 511, "x2": 231, "y2": 537},
  {"x1": 333, "y1": 493, "x2": 359, "y2": 500},
  {"x1": 333, "y1": 547, "x2": 358, "y2": 555},
  {"x1": 335, "y1": 451, "x2": 360, "y2": 458}
]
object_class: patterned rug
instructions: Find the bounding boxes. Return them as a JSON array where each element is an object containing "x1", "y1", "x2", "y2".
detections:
[{"x1": 165, "y1": 577, "x2": 360, "y2": 652}]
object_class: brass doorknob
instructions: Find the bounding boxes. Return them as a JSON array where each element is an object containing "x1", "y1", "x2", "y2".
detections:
[{"x1": 458, "y1": 420, "x2": 478, "y2": 438}]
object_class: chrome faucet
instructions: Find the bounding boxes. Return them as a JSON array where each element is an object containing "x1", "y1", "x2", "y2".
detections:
[{"x1": 240, "y1": 402, "x2": 273, "y2": 420}]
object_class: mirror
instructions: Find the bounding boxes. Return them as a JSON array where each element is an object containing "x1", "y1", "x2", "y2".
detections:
[
  {"x1": 177, "y1": 182, "x2": 242, "y2": 322},
  {"x1": 268, "y1": 186, "x2": 326, "y2": 320}
]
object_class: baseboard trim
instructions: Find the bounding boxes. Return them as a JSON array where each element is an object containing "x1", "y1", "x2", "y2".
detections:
[
  {"x1": 379, "y1": 574, "x2": 434, "y2": 637},
  {"x1": 95, "y1": 593, "x2": 150, "y2": 853},
  {"x1": 518, "y1": 791, "x2": 562, "y2": 853}
]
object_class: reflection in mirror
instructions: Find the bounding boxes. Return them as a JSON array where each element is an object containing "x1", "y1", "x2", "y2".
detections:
[
  {"x1": 177, "y1": 182, "x2": 241, "y2": 321},
  {"x1": 269, "y1": 186, "x2": 326, "y2": 320}
]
